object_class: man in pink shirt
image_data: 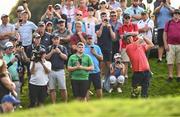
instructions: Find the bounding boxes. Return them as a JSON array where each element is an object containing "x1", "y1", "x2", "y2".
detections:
[{"x1": 124, "y1": 33, "x2": 154, "y2": 98}]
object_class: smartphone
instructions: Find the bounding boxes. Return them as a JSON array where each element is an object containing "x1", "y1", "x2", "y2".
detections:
[
  {"x1": 91, "y1": 46, "x2": 94, "y2": 49},
  {"x1": 19, "y1": 19, "x2": 23, "y2": 23},
  {"x1": 78, "y1": 58, "x2": 82, "y2": 65},
  {"x1": 163, "y1": 0, "x2": 166, "y2": 3},
  {"x1": 23, "y1": 0, "x2": 27, "y2": 4}
]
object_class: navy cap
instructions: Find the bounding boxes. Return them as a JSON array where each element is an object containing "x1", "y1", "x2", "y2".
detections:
[{"x1": 1, "y1": 94, "x2": 20, "y2": 105}]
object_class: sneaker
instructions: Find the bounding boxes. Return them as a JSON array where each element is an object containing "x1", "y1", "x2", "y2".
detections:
[
  {"x1": 109, "y1": 88, "x2": 113, "y2": 93},
  {"x1": 167, "y1": 77, "x2": 173, "y2": 82},
  {"x1": 157, "y1": 59, "x2": 162, "y2": 63},
  {"x1": 176, "y1": 77, "x2": 180, "y2": 82},
  {"x1": 89, "y1": 90, "x2": 94, "y2": 95},
  {"x1": 117, "y1": 88, "x2": 122, "y2": 93}
]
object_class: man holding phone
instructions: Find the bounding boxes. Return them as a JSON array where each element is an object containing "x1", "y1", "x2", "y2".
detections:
[
  {"x1": 68, "y1": 42, "x2": 94, "y2": 101},
  {"x1": 153, "y1": 0, "x2": 174, "y2": 63},
  {"x1": 95, "y1": 12, "x2": 116, "y2": 79},
  {"x1": 84, "y1": 35, "x2": 103, "y2": 99}
]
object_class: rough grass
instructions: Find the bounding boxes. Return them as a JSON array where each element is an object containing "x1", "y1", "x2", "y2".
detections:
[{"x1": 4, "y1": 58, "x2": 180, "y2": 116}]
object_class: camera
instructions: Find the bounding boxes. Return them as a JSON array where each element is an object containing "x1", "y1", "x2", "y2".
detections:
[
  {"x1": 31, "y1": 47, "x2": 42, "y2": 62},
  {"x1": 19, "y1": 19, "x2": 22, "y2": 22},
  {"x1": 116, "y1": 60, "x2": 121, "y2": 64},
  {"x1": 16, "y1": 42, "x2": 22, "y2": 47},
  {"x1": 103, "y1": 19, "x2": 108, "y2": 25},
  {"x1": 52, "y1": 45, "x2": 58, "y2": 49},
  {"x1": 163, "y1": 0, "x2": 166, "y2": 3}
]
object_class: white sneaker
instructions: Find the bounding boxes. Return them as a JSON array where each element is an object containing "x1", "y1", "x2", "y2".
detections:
[
  {"x1": 109, "y1": 88, "x2": 113, "y2": 93},
  {"x1": 125, "y1": 75, "x2": 128, "y2": 79},
  {"x1": 117, "y1": 88, "x2": 122, "y2": 93}
]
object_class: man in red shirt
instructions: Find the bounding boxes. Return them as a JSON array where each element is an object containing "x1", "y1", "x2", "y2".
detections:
[
  {"x1": 118, "y1": 13, "x2": 138, "y2": 78},
  {"x1": 124, "y1": 33, "x2": 154, "y2": 98}
]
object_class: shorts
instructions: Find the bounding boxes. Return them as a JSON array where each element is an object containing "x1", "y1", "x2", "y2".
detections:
[
  {"x1": 71, "y1": 80, "x2": 89, "y2": 98},
  {"x1": 121, "y1": 48, "x2": 130, "y2": 62},
  {"x1": 157, "y1": 29, "x2": 164, "y2": 47},
  {"x1": 48, "y1": 69, "x2": 66, "y2": 90},
  {"x1": 102, "y1": 49, "x2": 112, "y2": 62},
  {"x1": 166, "y1": 44, "x2": 180, "y2": 64},
  {"x1": 88, "y1": 72, "x2": 102, "y2": 90},
  {"x1": 29, "y1": 83, "x2": 47, "y2": 107}
]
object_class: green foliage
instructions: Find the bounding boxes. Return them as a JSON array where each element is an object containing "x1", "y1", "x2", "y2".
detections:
[{"x1": 10, "y1": 0, "x2": 60, "y2": 24}]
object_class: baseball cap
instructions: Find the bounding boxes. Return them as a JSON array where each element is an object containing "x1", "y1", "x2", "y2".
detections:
[
  {"x1": 77, "y1": 42, "x2": 84, "y2": 47},
  {"x1": 123, "y1": 33, "x2": 133, "y2": 41},
  {"x1": 114, "y1": 53, "x2": 121, "y2": 59},
  {"x1": 123, "y1": 13, "x2": 130, "y2": 19},
  {"x1": 88, "y1": 7, "x2": 94, "y2": 11},
  {"x1": 38, "y1": 21, "x2": 45, "y2": 27},
  {"x1": 4, "y1": 42, "x2": 14, "y2": 49},
  {"x1": 52, "y1": 33, "x2": 60, "y2": 39},
  {"x1": 174, "y1": 9, "x2": 180, "y2": 14},
  {"x1": 57, "y1": 18, "x2": 65, "y2": 23},
  {"x1": 100, "y1": 0, "x2": 107, "y2": 4},
  {"x1": 141, "y1": 10, "x2": 148, "y2": 15},
  {"x1": 1, "y1": 14, "x2": 8, "y2": 19},
  {"x1": 33, "y1": 33, "x2": 41, "y2": 39},
  {"x1": 39, "y1": 48, "x2": 46, "y2": 54},
  {"x1": 86, "y1": 35, "x2": 92, "y2": 39},
  {"x1": 54, "y1": 3, "x2": 61, "y2": 9},
  {"x1": 46, "y1": 21, "x2": 53, "y2": 26},
  {"x1": 21, "y1": 10, "x2": 28, "y2": 14},
  {"x1": 0, "y1": 59, "x2": 3, "y2": 67},
  {"x1": 17, "y1": 6, "x2": 24, "y2": 12},
  {"x1": 9, "y1": 36, "x2": 17, "y2": 41},
  {"x1": 1, "y1": 94, "x2": 20, "y2": 105}
]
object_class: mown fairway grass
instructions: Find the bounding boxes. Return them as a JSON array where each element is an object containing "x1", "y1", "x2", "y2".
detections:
[{"x1": 2, "y1": 97, "x2": 180, "y2": 117}]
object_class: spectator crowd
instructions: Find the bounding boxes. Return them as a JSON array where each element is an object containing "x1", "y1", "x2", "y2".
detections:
[{"x1": 0, "y1": 0, "x2": 180, "y2": 113}]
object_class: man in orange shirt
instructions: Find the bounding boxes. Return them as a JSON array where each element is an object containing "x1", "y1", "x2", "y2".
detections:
[{"x1": 124, "y1": 33, "x2": 154, "y2": 98}]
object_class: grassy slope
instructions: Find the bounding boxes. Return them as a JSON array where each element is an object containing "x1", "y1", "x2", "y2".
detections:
[
  {"x1": 5, "y1": 58, "x2": 180, "y2": 116},
  {"x1": 2, "y1": 97, "x2": 180, "y2": 117}
]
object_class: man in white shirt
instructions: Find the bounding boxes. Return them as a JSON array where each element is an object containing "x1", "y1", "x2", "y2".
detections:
[
  {"x1": 137, "y1": 11, "x2": 154, "y2": 41},
  {"x1": 29, "y1": 48, "x2": 51, "y2": 107},
  {"x1": 0, "y1": 14, "x2": 16, "y2": 49}
]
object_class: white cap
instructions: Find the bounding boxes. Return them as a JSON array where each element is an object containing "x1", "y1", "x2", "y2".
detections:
[
  {"x1": 17, "y1": 6, "x2": 24, "y2": 12},
  {"x1": 99, "y1": 0, "x2": 107, "y2": 4},
  {"x1": 114, "y1": 53, "x2": 121, "y2": 59},
  {"x1": 4, "y1": 42, "x2": 13, "y2": 49},
  {"x1": 1, "y1": 14, "x2": 8, "y2": 19},
  {"x1": 0, "y1": 59, "x2": 3, "y2": 67}
]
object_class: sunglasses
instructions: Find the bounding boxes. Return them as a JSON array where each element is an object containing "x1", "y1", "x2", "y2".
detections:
[
  {"x1": 100, "y1": 2, "x2": 106, "y2": 5},
  {"x1": 111, "y1": 15, "x2": 117, "y2": 17},
  {"x1": 87, "y1": 37, "x2": 92, "y2": 40},
  {"x1": 124, "y1": 17, "x2": 130, "y2": 19},
  {"x1": 174, "y1": 12, "x2": 180, "y2": 15},
  {"x1": 76, "y1": 14, "x2": 82, "y2": 16}
]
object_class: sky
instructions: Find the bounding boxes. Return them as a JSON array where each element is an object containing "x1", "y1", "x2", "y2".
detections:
[{"x1": 0, "y1": 0, "x2": 179, "y2": 24}]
